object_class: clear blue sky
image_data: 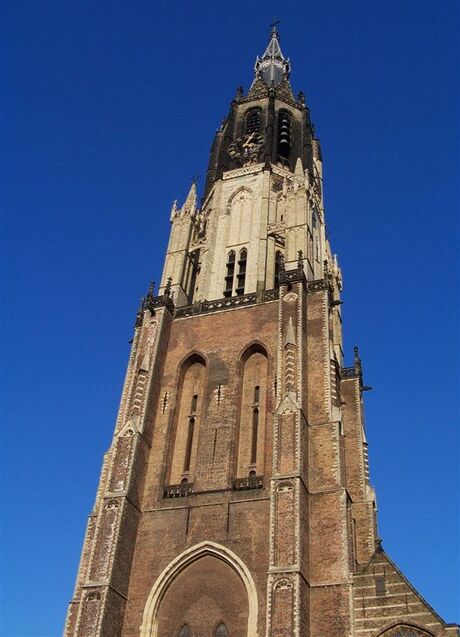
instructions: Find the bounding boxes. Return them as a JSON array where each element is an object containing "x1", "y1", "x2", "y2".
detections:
[{"x1": 2, "y1": 1, "x2": 459, "y2": 634}]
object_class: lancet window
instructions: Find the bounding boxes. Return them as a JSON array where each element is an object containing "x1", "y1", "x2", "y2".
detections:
[
  {"x1": 224, "y1": 251, "x2": 235, "y2": 298},
  {"x1": 214, "y1": 623, "x2": 229, "y2": 637},
  {"x1": 178, "y1": 624, "x2": 192, "y2": 637},
  {"x1": 236, "y1": 248, "x2": 247, "y2": 296}
]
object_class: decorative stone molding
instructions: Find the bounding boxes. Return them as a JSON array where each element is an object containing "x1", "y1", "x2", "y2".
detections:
[
  {"x1": 232, "y1": 475, "x2": 263, "y2": 491},
  {"x1": 222, "y1": 163, "x2": 264, "y2": 180},
  {"x1": 162, "y1": 482, "x2": 194, "y2": 498}
]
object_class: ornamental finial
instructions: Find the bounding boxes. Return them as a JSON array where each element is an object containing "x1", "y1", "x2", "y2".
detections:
[
  {"x1": 164, "y1": 277, "x2": 172, "y2": 296},
  {"x1": 297, "y1": 250, "x2": 304, "y2": 269}
]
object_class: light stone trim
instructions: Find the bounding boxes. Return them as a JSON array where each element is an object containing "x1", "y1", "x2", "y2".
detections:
[
  {"x1": 222, "y1": 163, "x2": 264, "y2": 180},
  {"x1": 139, "y1": 541, "x2": 258, "y2": 637}
]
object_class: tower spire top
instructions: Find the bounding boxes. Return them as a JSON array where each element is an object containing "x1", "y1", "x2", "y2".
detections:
[{"x1": 254, "y1": 22, "x2": 290, "y2": 87}]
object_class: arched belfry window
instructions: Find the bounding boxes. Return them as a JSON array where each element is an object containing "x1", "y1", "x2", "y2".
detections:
[
  {"x1": 236, "y1": 248, "x2": 247, "y2": 296},
  {"x1": 169, "y1": 356, "x2": 206, "y2": 485},
  {"x1": 236, "y1": 346, "x2": 268, "y2": 477},
  {"x1": 277, "y1": 110, "x2": 291, "y2": 162},
  {"x1": 224, "y1": 251, "x2": 235, "y2": 298},
  {"x1": 178, "y1": 624, "x2": 192, "y2": 637},
  {"x1": 214, "y1": 622, "x2": 229, "y2": 637},
  {"x1": 245, "y1": 108, "x2": 261, "y2": 135}
]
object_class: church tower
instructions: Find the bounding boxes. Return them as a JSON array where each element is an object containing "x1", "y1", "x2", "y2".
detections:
[{"x1": 64, "y1": 28, "x2": 458, "y2": 637}]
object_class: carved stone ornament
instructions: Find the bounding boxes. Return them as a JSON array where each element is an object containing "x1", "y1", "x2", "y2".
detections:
[{"x1": 283, "y1": 292, "x2": 298, "y2": 303}]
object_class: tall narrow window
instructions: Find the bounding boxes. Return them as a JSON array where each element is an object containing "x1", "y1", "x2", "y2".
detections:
[
  {"x1": 183, "y1": 417, "x2": 195, "y2": 472},
  {"x1": 250, "y1": 386, "x2": 260, "y2": 465},
  {"x1": 224, "y1": 251, "x2": 235, "y2": 297},
  {"x1": 191, "y1": 394, "x2": 198, "y2": 414},
  {"x1": 277, "y1": 110, "x2": 291, "y2": 162},
  {"x1": 245, "y1": 108, "x2": 261, "y2": 135},
  {"x1": 274, "y1": 250, "x2": 283, "y2": 287},
  {"x1": 236, "y1": 248, "x2": 247, "y2": 296},
  {"x1": 251, "y1": 408, "x2": 259, "y2": 465}
]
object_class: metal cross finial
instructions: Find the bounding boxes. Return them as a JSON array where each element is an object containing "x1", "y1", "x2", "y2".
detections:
[
  {"x1": 270, "y1": 19, "x2": 280, "y2": 33},
  {"x1": 190, "y1": 175, "x2": 200, "y2": 185}
]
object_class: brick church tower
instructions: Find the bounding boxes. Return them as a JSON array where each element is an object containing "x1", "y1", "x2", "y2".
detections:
[{"x1": 64, "y1": 27, "x2": 458, "y2": 637}]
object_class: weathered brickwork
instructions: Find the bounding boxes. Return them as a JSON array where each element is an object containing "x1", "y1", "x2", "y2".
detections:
[{"x1": 64, "y1": 28, "x2": 458, "y2": 637}]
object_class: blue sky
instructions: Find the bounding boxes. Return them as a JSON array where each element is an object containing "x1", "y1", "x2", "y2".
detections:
[{"x1": 2, "y1": 1, "x2": 459, "y2": 634}]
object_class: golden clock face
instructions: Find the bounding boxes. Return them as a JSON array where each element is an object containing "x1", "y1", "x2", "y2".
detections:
[{"x1": 228, "y1": 133, "x2": 265, "y2": 164}]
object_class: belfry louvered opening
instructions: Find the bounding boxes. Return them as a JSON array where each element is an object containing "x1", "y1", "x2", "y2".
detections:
[
  {"x1": 245, "y1": 108, "x2": 262, "y2": 136},
  {"x1": 277, "y1": 110, "x2": 291, "y2": 162}
]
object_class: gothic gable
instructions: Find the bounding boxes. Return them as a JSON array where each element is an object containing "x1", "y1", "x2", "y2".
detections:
[{"x1": 353, "y1": 548, "x2": 458, "y2": 636}]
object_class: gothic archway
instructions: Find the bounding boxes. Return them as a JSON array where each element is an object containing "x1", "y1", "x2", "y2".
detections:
[
  {"x1": 140, "y1": 541, "x2": 258, "y2": 637},
  {"x1": 376, "y1": 624, "x2": 434, "y2": 637}
]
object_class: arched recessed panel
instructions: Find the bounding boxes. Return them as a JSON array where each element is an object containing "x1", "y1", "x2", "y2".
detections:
[
  {"x1": 236, "y1": 346, "x2": 268, "y2": 477},
  {"x1": 156, "y1": 556, "x2": 247, "y2": 637},
  {"x1": 228, "y1": 189, "x2": 253, "y2": 246},
  {"x1": 169, "y1": 356, "x2": 206, "y2": 484}
]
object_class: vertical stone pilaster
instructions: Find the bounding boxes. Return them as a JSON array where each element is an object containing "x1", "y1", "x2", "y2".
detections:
[
  {"x1": 64, "y1": 301, "x2": 173, "y2": 637},
  {"x1": 267, "y1": 271, "x2": 309, "y2": 637},
  {"x1": 306, "y1": 279, "x2": 353, "y2": 637}
]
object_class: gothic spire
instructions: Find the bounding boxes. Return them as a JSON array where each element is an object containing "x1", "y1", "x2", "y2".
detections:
[{"x1": 254, "y1": 24, "x2": 291, "y2": 87}]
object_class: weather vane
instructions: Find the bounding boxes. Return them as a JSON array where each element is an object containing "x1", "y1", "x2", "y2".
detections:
[
  {"x1": 190, "y1": 174, "x2": 200, "y2": 185},
  {"x1": 270, "y1": 18, "x2": 280, "y2": 32}
]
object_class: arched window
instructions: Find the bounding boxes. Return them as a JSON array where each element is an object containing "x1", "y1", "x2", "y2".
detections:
[
  {"x1": 224, "y1": 251, "x2": 235, "y2": 298},
  {"x1": 245, "y1": 108, "x2": 261, "y2": 135},
  {"x1": 236, "y1": 346, "x2": 268, "y2": 477},
  {"x1": 277, "y1": 110, "x2": 291, "y2": 162},
  {"x1": 236, "y1": 248, "x2": 247, "y2": 296},
  {"x1": 169, "y1": 356, "x2": 206, "y2": 484},
  {"x1": 214, "y1": 622, "x2": 229, "y2": 637},
  {"x1": 178, "y1": 624, "x2": 192, "y2": 637}
]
